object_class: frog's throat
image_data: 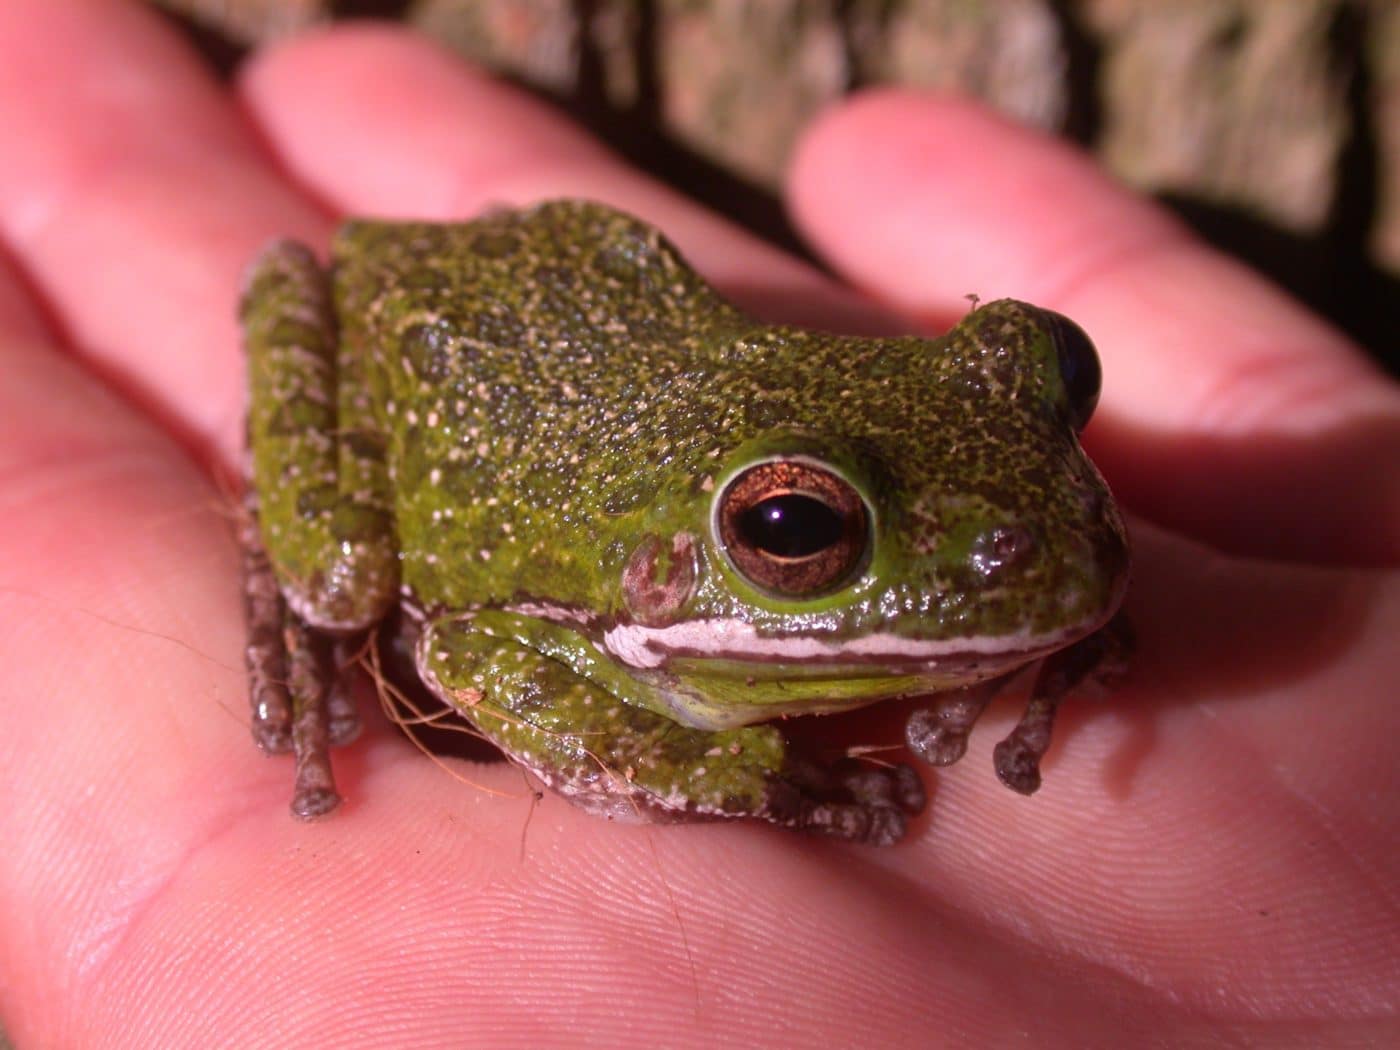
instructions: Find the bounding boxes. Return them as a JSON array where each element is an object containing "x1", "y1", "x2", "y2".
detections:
[{"x1": 598, "y1": 616, "x2": 1095, "y2": 674}]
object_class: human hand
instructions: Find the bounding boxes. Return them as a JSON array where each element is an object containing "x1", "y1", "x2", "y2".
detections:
[{"x1": 1, "y1": 2, "x2": 1396, "y2": 1046}]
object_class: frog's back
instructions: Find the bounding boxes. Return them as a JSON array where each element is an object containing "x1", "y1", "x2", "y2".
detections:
[
  {"x1": 332, "y1": 199, "x2": 741, "y2": 371},
  {"x1": 328, "y1": 201, "x2": 752, "y2": 610}
]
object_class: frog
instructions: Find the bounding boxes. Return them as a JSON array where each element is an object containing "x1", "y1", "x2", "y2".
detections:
[{"x1": 238, "y1": 199, "x2": 1130, "y2": 846}]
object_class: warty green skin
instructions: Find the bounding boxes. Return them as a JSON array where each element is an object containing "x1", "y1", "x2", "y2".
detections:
[{"x1": 242, "y1": 199, "x2": 1129, "y2": 841}]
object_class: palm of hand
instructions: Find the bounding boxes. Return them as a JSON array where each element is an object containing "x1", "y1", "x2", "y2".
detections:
[{"x1": 0, "y1": 2, "x2": 1396, "y2": 1046}]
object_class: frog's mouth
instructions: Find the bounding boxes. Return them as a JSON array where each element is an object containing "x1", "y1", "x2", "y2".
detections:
[
  {"x1": 593, "y1": 615, "x2": 1117, "y2": 730},
  {"x1": 600, "y1": 616, "x2": 1095, "y2": 678}
]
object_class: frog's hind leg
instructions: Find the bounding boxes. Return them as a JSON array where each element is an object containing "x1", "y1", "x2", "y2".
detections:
[
  {"x1": 419, "y1": 617, "x2": 926, "y2": 846},
  {"x1": 240, "y1": 240, "x2": 399, "y2": 817}
]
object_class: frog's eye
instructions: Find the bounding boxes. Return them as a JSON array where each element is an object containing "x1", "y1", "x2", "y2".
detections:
[
  {"x1": 716, "y1": 461, "x2": 870, "y2": 598},
  {"x1": 1043, "y1": 310, "x2": 1102, "y2": 431}
]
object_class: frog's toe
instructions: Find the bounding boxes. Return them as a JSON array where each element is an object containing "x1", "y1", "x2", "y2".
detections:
[
  {"x1": 905, "y1": 707, "x2": 970, "y2": 766},
  {"x1": 905, "y1": 682, "x2": 998, "y2": 767},
  {"x1": 803, "y1": 799, "x2": 909, "y2": 847},
  {"x1": 325, "y1": 640, "x2": 363, "y2": 747},
  {"x1": 838, "y1": 762, "x2": 927, "y2": 816},
  {"x1": 251, "y1": 718, "x2": 293, "y2": 755},
  {"x1": 243, "y1": 498, "x2": 369, "y2": 815},
  {"x1": 326, "y1": 710, "x2": 361, "y2": 748},
  {"x1": 772, "y1": 759, "x2": 926, "y2": 845},
  {"x1": 993, "y1": 737, "x2": 1042, "y2": 794},
  {"x1": 243, "y1": 509, "x2": 295, "y2": 754},
  {"x1": 291, "y1": 784, "x2": 342, "y2": 820},
  {"x1": 989, "y1": 617, "x2": 1130, "y2": 795},
  {"x1": 993, "y1": 696, "x2": 1056, "y2": 795}
]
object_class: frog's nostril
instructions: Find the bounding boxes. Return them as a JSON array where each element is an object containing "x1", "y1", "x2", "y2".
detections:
[{"x1": 967, "y1": 524, "x2": 1034, "y2": 581}]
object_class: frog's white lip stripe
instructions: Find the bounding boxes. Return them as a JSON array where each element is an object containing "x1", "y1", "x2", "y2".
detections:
[{"x1": 600, "y1": 617, "x2": 1085, "y2": 671}]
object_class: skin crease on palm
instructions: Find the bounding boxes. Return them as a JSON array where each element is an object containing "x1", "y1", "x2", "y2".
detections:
[{"x1": 0, "y1": 0, "x2": 1397, "y2": 1046}]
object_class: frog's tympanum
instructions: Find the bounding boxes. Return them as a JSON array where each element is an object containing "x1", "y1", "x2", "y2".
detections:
[{"x1": 240, "y1": 200, "x2": 1129, "y2": 845}]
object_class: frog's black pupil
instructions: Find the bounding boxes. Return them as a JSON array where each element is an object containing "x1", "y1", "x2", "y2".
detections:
[
  {"x1": 738, "y1": 494, "x2": 844, "y2": 558},
  {"x1": 1045, "y1": 311, "x2": 1102, "y2": 431}
]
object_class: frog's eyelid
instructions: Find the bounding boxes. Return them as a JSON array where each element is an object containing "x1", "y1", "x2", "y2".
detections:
[{"x1": 1036, "y1": 309, "x2": 1102, "y2": 431}]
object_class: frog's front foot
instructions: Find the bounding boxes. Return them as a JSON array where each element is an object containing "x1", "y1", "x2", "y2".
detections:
[
  {"x1": 908, "y1": 613, "x2": 1134, "y2": 794},
  {"x1": 905, "y1": 678, "x2": 1059, "y2": 795},
  {"x1": 421, "y1": 615, "x2": 929, "y2": 845},
  {"x1": 768, "y1": 759, "x2": 926, "y2": 846}
]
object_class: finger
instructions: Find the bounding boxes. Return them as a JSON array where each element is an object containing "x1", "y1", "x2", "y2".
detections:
[
  {"x1": 0, "y1": 249, "x2": 54, "y2": 345},
  {"x1": 0, "y1": 0, "x2": 331, "y2": 466},
  {"x1": 788, "y1": 91, "x2": 1400, "y2": 565},
  {"x1": 237, "y1": 25, "x2": 889, "y2": 334}
]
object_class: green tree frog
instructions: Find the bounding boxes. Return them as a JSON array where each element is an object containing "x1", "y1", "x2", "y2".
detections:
[{"x1": 240, "y1": 200, "x2": 1129, "y2": 845}]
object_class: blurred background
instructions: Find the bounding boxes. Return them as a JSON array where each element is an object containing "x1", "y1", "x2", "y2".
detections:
[{"x1": 154, "y1": 0, "x2": 1400, "y2": 368}]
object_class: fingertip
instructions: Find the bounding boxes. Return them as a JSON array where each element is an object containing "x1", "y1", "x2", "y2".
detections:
[
  {"x1": 788, "y1": 89, "x2": 1175, "y2": 320},
  {"x1": 240, "y1": 21, "x2": 471, "y2": 110},
  {"x1": 235, "y1": 21, "x2": 895, "y2": 332}
]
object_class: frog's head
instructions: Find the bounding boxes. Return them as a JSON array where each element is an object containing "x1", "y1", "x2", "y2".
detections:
[{"x1": 606, "y1": 300, "x2": 1129, "y2": 727}]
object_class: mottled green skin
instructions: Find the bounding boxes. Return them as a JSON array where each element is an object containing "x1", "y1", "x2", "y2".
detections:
[{"x1": 243, "y1": 199, "x2": 1128, "y2": 835}]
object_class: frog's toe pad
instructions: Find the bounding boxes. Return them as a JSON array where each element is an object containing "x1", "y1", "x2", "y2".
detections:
[
  {"x1": 248, "y1": 675, "x2": 294, "y2": 754},
  {"x1": 905, "y1": 708, "x2": 972, "y2": 766},
  {"x1": 771, "y1": 760, "x2": 926, "y2": 846},
  {"x1": 839, "y1": 763, "x2": 927, "y2": 815},
  {"x1": 993, "y1": 733, "x2": 1044, "y2": 795},
  {"x1": 805, "y1": 800, "x2": 908, "y2": 846},
  {"x1": 327, "y1": 716, "x2": 361, "y2": 748},
  {"x1": 905, "y1": 684, "x2": 999, "y2": 768},
  {"x1": 326, "y1": 686, "x2": 362, "y2": 747},
  {"x1": 291, "y1": 785, "x2": 342, "y2": 820},
  {"x1": 251, "y1": 720, "x2": 293, "y2": 755}
]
